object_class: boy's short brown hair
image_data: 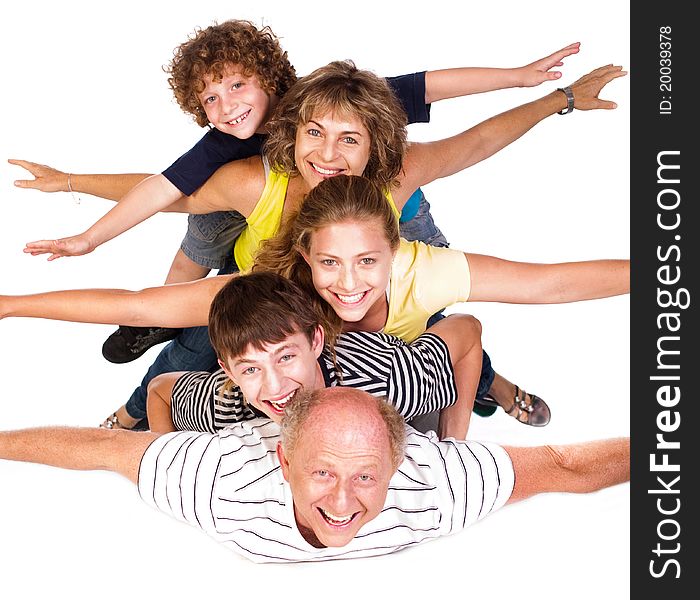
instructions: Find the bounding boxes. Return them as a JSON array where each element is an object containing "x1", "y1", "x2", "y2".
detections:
[
  {"x1": 208, "y1": 272, "x2": 320, "y2": 364},
  {"x1": 166, "y1": 20, "x2": 297, "y2": 127}
]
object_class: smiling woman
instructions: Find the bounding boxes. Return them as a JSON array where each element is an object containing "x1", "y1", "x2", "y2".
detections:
[
  {"x1": 0, "y1": 59, "x2": 629, "y2": 435},
  {"x1": 293, "y1": 113, "x2": 372, "y2": 187},
  {"x1": 1, "y1": 1, "x2": 630, "y2": 595},
  {"x1": 177, "y1": 58, "x2": 628, "y2": 267},
  {"x1": 0, "y1": 173, "x2": 629, "y2": 437},
  {"x1": 253, "y1": 174, "x2": 629, "y2": 344},
  {"x1": 265, "y1": 60, "x2": 407, "y2": 190},
  {"x1": 307, "y1": 219, "x2": 395, "y2": 328}
]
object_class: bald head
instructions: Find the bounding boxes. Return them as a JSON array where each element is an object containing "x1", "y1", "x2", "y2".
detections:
[
  {"x1": 277, "y1": 387, "x2": 406, "y2": 548},
  {"x1": 280, "y1": 387, "x2": 406, "y2": 470}
]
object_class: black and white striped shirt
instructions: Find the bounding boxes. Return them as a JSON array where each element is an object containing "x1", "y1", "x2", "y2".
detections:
[
  {"x1": 171, "y1": 331, "x2": 456, "y2": 432},
  {"x1": 138, "y1": 419, "x2": 514, "y2": 563}
]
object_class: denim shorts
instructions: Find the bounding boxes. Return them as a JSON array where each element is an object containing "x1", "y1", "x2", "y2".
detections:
[
  {"x1": 180, "y1": 211, "x2": 248, "y2": 270},
  {"x1": 398, "y1": 189, "x2": 449, "y2": 248}
]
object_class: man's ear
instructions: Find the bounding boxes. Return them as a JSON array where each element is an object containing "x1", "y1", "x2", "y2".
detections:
[
  {"x1": 218, "y1": 358, "x2": 236, "y2": 384},
  {"x1": 312, "y1": 325, "x2": 325, "y2": 358},
  {"x1": 277, "y1": 442, "x2": 291, "y2": 481}
]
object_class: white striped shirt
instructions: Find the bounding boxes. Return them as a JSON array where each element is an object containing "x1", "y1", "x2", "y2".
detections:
[
  {"x1": 171, "y1": 331, "x2": 456, "y2": 432},
  {"x1": 138, "y1": 419, "x2": 514, "y2": 563}
]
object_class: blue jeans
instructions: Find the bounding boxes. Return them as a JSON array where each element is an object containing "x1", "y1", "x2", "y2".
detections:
[
  {"x1": 124, "y1": 257, "x2": 239, "y2": 420},
  {"x1": 124, "y1": 188, "x2": 494, "y2": 420}
]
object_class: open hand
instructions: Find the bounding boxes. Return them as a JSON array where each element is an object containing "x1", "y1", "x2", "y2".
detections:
[
  {"x1": 8, "y1": 158, "x2": 69, "y2": 192},
  {"x1": 24, "y1": 234, "x2": 95, "y2": 261},
  {"x1": 569, "y1": 64, "x2": 628, "y2": 110},
  {"x1": 517, "y1": 42, "x2": 581, "y2": 87}
]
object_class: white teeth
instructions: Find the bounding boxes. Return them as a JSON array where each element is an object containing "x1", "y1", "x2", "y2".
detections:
[
  {"x1": 336, "y1": 292, "x2": 365, "y2": 304},
  {"x1": 267, "y1": 389, "x2": 296, "y2": 411},
  {"x1": 227, "y1": 111, "x2": 249, "y2": 125},
  {"x1": 320, "y1": 508, "x2": 354, "y2": 526},
  {"x1": 311, "y1": 163, "x2": 340, "y2": 175}
]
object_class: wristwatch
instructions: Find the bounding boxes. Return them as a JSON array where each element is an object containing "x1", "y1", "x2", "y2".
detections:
[{"x1": 557, "y1": 86, "x2": 574, "y2": 115}]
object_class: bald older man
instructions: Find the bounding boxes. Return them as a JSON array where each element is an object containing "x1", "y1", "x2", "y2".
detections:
[{"x1": 0, "y1": 386, "x2": 629, "y2": 563}]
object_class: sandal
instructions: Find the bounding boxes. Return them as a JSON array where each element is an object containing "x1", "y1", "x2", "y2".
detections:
[
  {"x1": 479, "y1": 385, "x2": 551, "y2": 427},
  {"x1": 99, "y1": 406, "x2": 144, "y2": 430},
  {"x1": 100, "y1": 412, "x2": 126, "y2": 429}
]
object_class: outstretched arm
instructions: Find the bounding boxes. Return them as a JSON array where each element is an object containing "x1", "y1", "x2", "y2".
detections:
[
  {"x1": 24, "y1": 174, "x2": 184, "y2": 260},
  {"x1": 9, "y1": 159, "x2": 150, "y2": 200},
  {"x1": 0, "y1": 427, "x2": 161, "y2": 484},
  {"x1": 425, "y1": 42, "x2": 580, "y2": 103},
  {"x1": 0, "y1": 275, "x2": 231, "y2": 328},
  {"x1": 464, "y1": 255, "x2": 629, "y2": 304},
  {"x1": 397, "y1": 64, "x2": 627, "y2": 205},
  {"x1": 20, "y1": 157, "x2": 265, "y2": 261},
  {"x1": 505, "y1": 437, "x2": 629, "y2": 503}
]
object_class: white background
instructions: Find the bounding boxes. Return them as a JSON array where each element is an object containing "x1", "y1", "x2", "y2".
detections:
[{"x1": 0, "y1": 1, "x2": 629, "y2": 598}]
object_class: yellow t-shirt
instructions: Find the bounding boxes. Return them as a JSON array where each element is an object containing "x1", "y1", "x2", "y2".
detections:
[
  {"x1": 233, "y1": 167, "x2": 400, "y2": 272},
  {"x1": 232, "y1": 171, "x2": 464, "y2": 343},
  {"x1": 384, "y1": 239, "x2": 471, "y2": 342}
]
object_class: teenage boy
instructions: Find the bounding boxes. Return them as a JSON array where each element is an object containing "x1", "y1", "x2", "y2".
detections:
[
  {"x1": 145, "y1": 271, "x2": 483, "y2": 440},
  {"x1": 10, "y1": 20, "x2": 580, "y2": 428}
]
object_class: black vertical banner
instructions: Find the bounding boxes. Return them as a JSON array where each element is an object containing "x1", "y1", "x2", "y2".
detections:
[{"x1": 630, "y1": 4, "x2": 696, "y2": 594}]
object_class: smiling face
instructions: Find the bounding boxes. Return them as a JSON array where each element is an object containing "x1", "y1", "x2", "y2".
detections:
[
  {"x1": 302, "y1": 218, "x2": 394, "y2": 326},
  {"x1": 219, "y1": 328, "x2": 325, "y2": 421},
  {"x1": 278, "y1": 393, "x2": 396, "y2": 547},
  {"x1": 294, "y1": 111, "x2": 371, "y2": 189},
  {"x1": 199, "y1": 65, "x2": 276, "y2": 138}
]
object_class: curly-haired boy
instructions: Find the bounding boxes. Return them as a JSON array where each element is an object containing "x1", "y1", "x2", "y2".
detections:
[{"x1": 11, "y1": 22, "x2": 580, "y2": 429}]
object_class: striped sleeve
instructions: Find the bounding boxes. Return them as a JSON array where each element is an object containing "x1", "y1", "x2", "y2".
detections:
[
  {"x1": 138, "y1": 431, "x2": 222, "y2": 535},
  {"x1": 331, "y1": 331, "x2": 457, "y2": 419},
  {"x1": 171, "y1": 369, "x2": 258, "y2": 432},
  {"x1": 396, "y1": 430, "x2": 514, "y2": 537},
  {"x1": 435, "y1": 437, "x2": 514, "y2": 534},
  {"x1": 171, "y1": 372, "x2": 219, "y2": 432},
  {"x1": 385, "y1": 332, "x2": 456, "y2": 418}
]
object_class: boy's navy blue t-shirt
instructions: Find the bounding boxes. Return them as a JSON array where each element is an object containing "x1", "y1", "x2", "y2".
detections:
[{"x1": 162, "y1": 72, "x2": 430, "y2": 196}]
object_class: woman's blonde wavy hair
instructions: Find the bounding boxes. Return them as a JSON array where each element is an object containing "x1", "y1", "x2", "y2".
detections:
[{"x1": 252, "y1": 174, "x2": 401, "y2": 343}]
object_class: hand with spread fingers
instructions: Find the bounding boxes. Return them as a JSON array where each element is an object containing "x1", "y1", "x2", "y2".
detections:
[
  {"x1": 8, "y1": 158, "x2": 94, "y2": 260},
  {"x1": 516, "y1": 41, "x2": 581, "y2": 87},
  {"x1": 569, "y1": 64, "x2": 627, "y2": 111},
  {"x1": 8, "y1": 158, "x2": 69, "y2": 192}
]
